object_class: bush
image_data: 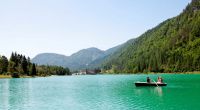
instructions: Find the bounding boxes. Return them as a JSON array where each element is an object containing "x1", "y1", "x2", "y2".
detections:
[{"x1": 11, "y1": 72, "x2": 20, "y2": 78}]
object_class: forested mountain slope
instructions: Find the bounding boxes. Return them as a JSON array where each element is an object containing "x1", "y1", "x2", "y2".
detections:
[{"x1": 102, "y1": 0, "x2": 200, "y2": 73}]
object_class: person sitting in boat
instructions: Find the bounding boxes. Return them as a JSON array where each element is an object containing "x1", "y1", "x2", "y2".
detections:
[
  {"x1": 160, "y1": 77, "x2": 163, "y2": 83},
  {"x1": 157, "y1": 76, "x2": 163, "y2": 83},
  {"x1": 147, "y1": 77, "x2": 151, "y2": 83}
]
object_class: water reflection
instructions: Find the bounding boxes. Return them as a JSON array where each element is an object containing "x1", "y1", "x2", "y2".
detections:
[
  {"x1": 134, "y1": 86, "x2": 163, "y2": 97},
  {"x1": 0, "y1": 79, "x2": 9, "y2": 110},
  {"x1": 154, "y1": 87, "x2": 163, "y2": 97},
  {"x1": 0, "y1": 79, "x2": 32, "y2": 110}
]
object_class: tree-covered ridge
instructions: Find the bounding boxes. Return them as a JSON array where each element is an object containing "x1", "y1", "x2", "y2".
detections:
[
  {"x1": 0, "y1": 52, "x2": 70, "y2": 78},
  {"x1": 37, "y1": 65, "x2": 70, "y2": 76},
  {"x1": 32, "y1": 46, "x2": 122, "y2": 71},
  {"x1": 102, "y1": 0, "x2": 200, "y2": 73}
]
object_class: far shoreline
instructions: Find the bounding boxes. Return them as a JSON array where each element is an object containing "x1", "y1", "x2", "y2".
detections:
[
  {"x1": 0, "y1": 75, "x2": 12, "y2": 79},
  {"x1": 0, "y1": 72, "x2": 200, "y2": 79},
  {"x1": 101, "y1": 72, "x2": 200, "y2": 75},
  {"x1": 0, "y1": 75, "x2": 48, "y2": 79}
]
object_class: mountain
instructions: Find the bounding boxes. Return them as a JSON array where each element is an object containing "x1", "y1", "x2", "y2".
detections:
[
  {"x1": 66, "y1": 47, "x2": 105, "y2": 70},
  {"x1": 31, "y1": 53, "x2": 69, "y2": 67},
  {"x1": 88, "y1": 44, "x2": 123, "y2": 68},
  {"x1": 102, "y1": 0, "x2": 200, "y2": 73},
  {"x1": 32, "y1": 47, "x2": 121, "y2": 71}
]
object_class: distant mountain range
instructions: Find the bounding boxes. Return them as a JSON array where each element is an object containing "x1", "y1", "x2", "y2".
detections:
[
  {"x1": 32, "y1": 45, "x2": 122, "y2": 71},
  {"x1": 32, "y1": 0, "x2": 200, "y2": 73}
]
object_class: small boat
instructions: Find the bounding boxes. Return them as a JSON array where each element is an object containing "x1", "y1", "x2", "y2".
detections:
[{"x1": 135, "y1": 82, "x2": 167, "y2": 87}]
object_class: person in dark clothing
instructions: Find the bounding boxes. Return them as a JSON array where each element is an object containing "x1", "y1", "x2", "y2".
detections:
[{"x1": 147, "y1": 77, "x2": 151, "y2": 83}]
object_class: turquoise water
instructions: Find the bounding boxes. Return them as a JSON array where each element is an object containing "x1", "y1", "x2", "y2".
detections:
[{"x1": 1, "y1": 74, "x2": 200, "y2": 110}]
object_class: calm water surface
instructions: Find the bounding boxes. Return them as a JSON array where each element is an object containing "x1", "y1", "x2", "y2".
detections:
[{"x1": 0, "y1": 74, "x2": 200, "y2": 110}]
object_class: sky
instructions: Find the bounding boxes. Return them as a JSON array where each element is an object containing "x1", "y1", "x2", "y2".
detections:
[{"x1": 0, "y1": 0, "x2": 191, "y2": 58}]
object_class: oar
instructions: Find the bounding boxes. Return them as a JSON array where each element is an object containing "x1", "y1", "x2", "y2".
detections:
[{"x1": 152, "y1": 79, "x2": 159, "y2": 87}]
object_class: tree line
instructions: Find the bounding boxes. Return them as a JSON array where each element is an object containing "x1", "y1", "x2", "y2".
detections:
[{"x1": 0, "y1": 52, "x2": 70, "y2": 78}]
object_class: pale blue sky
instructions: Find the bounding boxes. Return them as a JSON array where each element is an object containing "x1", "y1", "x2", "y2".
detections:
[{"x1": 0, "y1": 0, "x2": 191, "y2": 58}]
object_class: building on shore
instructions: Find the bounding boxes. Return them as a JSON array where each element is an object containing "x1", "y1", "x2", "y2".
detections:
[{"x1": 73, "y1": 69, "x2": 101, "y2": 75}]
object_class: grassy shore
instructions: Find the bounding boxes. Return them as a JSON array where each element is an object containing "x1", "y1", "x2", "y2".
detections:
[
  {"x1": 0, "y1": 75, "x2": 34, "y2": 78},
  {"x1": 0, "y1": 75, "x2": 12, "y2": 78},
  {"x1": 182, "y1": 71, "x2": 200, "y2": 74}
]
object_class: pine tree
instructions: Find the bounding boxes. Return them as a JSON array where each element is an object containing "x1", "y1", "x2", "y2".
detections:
[
  {"x1": 27, "y1": 57, "x2": 31, "y2": 75},
  {"x1": 31, "y1": 63, "x2": 37, "y2": 76},
  {"x1": 8, "y1": 61, "x2": 15, "y2": 73},
  {"x1": 0, "y1": 56, "x2": 3, "y2": 74},
  {"x1": 10, "y1": 52, "x2": 15, "y2": 62},
  {"x1": 22, "y1": 56, "x2": 28, "y2": 75},
  {"x1": 1, "y1": 56, "x2": 8, "y2": 73}
]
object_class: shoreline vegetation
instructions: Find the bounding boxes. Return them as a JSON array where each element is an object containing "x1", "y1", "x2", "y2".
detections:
[
  {"x1": 0, "y1": 52, "x2": 71, "y2": 78},
  {"x1": 0, "y1": 74, "x2": 71, "y2": 79},
  {"x1": 102, "y1": 71, "x2": 200, "y2": 75},
  {"x1": 0, "y1": 74, "x2": 34, "y2": 79},
  {"x1": 1, "y1": 72, "x2": 200, "y2": 79}
]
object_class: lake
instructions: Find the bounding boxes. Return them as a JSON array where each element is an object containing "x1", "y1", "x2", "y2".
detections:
[{"x1": 0, "y1": 74, "x2": 200, "y2": 110}]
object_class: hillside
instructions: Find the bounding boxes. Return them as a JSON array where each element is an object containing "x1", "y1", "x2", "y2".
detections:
[
  {"x1": 88, "y1": 44, "x2": 123, "y2": 68},
  {"x1": 67, "y1": 47, "x2": 105, "y2": 70},
  {"x1": 32, "y1": 53, "x2": 69, "y2": 67},
  {"x1": 102, "y1": 0, "x2": 200, "y2": 73},
  {"x1": 32, "y1": 46, "x2": 121, "y2": 71}
]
